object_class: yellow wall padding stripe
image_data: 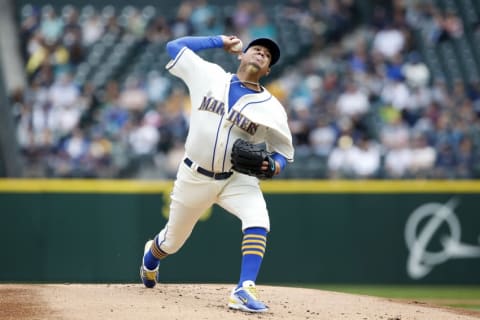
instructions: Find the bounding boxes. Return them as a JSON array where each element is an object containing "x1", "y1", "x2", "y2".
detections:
[
  {"x1": 259, "y1": 180, "x2": 480, "y2": 193},
  {"x1": 1, "y1": 179, "x2": 480, "y2": 194},
  {"x1": 0, "y1": 179, "x2": 173, "y2": 193}
]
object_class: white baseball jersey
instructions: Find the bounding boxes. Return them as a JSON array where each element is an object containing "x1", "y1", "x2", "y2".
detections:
[{"x1": 166, "y1": 47, "x2": 294, "y2": 173}]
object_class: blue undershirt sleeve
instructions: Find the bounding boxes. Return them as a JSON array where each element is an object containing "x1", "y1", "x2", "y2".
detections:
[
  {"x1": 272, "y1": 153, "x2": 287, "y2": 171},
  {"x1": 166, "y1": 36, "x2": 224, "y2": 59}
]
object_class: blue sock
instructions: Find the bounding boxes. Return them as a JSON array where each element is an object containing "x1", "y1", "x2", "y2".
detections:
[
  {"x1": 143, "y1": 235, "x2": 168, "y2": 270},
  {"x1": 143, "y1": 250, "x2": 160, "y2": 270},
  {"x1": 237, "y1": 227, "x2": 268, "y2": 288}
]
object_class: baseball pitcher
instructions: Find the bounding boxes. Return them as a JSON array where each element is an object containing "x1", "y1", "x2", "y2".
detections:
[{"x1": 140, "y1": 35, "x2": 294, "y2": 313}]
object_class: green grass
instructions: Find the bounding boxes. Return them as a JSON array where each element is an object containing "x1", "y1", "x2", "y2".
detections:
[
  {"x1": 281, "y1": 284, "x2": 480, "y2": 312},
  {"x1": 316, "y1": 285, "x2": 480, "y2": 299}
]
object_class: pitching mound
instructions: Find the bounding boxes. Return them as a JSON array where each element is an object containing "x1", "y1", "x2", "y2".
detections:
[{"x1": 1, "y1": 284, "x2": 479, "y2": 320}]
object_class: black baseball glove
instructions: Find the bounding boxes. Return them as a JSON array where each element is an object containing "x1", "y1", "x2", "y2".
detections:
[{"x1": 231, "y1": 139, "x2": 276, "y2": 179}]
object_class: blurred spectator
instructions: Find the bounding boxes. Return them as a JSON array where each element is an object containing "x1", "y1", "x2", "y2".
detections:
[
  {"x1": 170, "y1": 2, "x2": 194, "y2": 38},
  {"x1": 61, "y1": 6, "x2": 84, "y2": 65},
  {"x1": 128, "y1": 112, "x2": 160, "y2": 157},
  {"x1": 55, "y1": 103, "x2": 82, "y2": 137},
  {"x1": 455, "y1": 136, "x2": 476, "y2": 178},
  {"x1": 103, "y1": 10, "x2": 122, "y2": 36},
  {"x1": 327, "y1": 128, "x2": 382, "y2": 179},
  {"x1": 327, "y1": 134, "x2": 355, "y2": 178},
  {"x1": 16, "y1": 103, "x2": 35, "y2": 152},
  {"x1": 384, "y1": 139, "x2": 412, "y2": 179},
  {"x1": 63, "y1": 128, "x2": 88, "y2": 161},
  {"x1": 52, "y1": 127, "x2": 93, "y2": 177},
  {"x1": 190, "y1": 0, "x2": 220, "y2": 35},
  {"x1": 335, "y1": 80, "x2": 369, "y2": 119},
  {"x1": 101, "y1": 94, "x2": 130, "y2": 138},
  {"x1": 323, "y1": 0, "x2": 355, "y2": 43},
  {"x1": 380, "y1": 74, "x2": 411, "y2": 111},
  {"x1": 409, "y1": 134, "x2": 437, "y2": 178},
  {"x1": 82, "y1": 10, "x2": 105, "y2": 46},
  {"x1": 288, "y1": 103, "x2": 314, "y2": 155},
  {"x1": 434, "y1": 142, "x2": 457, "y2": 178},
  {"x1": 372, "y1": 23, "x2": 406, "y2": 59},
  {"x1": 349, "y1": 135, "x2": 381, "y2": 178},
  {"x1": 402, "y1": 51, "x2": 430, "y2": 88},
  {"x1": 40, "y1": 6, "x2": 64, "y2": 43},
  {"x1": 48, "y1": 72, "x2": 80, "y2": 109},
  {"x1": 404, "y1": 85, "x2": 431, "y2": 126},
  {"x1": 19, "y1": 6, "x2": 41, "y2": 61},
  {"x1": 379, "y1": 109, "x2": 410, "y2": 150},
  {"x1": 435, "y1": 10, "x2": 464, "y2": 43},
  {"x1": 309, "y1": 117, "x2": 337, "y2": 157},
  {"x1": 348, "y1": 38, "x2": 370, "y2": 78},
  {"x1": 385, "y1": 53, "x2": 404, "y2": 82},
  {"x1": 26, "y1": 38, "x2": 70, "y2": 77},
  {"x1": 124, "y1": 7, "x2": 148, "y2": 37},
  {"x1": 118, "y1": 76, "x2": 148, "y2": 111},
  {"x1": 430, "y1": 79, "x2": 450, "y2": 106},
  {"x1": 89, "y1": 130, "x2": 113, "y2": 176},
  {"x1": 146, "y1": 16, "x2": 171, "y2": 42},
  {"x1": 432, "y1": 112, "x2": 459, "y2": 149}
]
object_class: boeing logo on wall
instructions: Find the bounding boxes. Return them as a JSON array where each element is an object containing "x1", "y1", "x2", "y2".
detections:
[{"x1": 404, "y1": 198, "x2": 480, "y2": 279}]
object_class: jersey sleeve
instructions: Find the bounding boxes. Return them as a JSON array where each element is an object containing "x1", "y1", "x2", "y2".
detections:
[
  {"x1": 165, "y1": 47, "x2": 225, "y2": 90},
  {"x1": 271, "y1": 152, "x2": 287, "y2": 170},
  {"x1": 264, "y1": 100, "x2": 295, "y2": 162},
  {"x1": 166, "y1": 36, "x2": 224, "y2": 59},
  {"x1": 265, "y1": 126, "x2": 294, "y2": 162}
]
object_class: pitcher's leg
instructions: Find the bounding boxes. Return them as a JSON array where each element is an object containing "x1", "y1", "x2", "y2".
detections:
[
  {"x1": 141, "y1": 198, "x2": 211, "y2": 287},
  {"x1": 141, "y1": 163, "x2": 216, "y2": 288},
  {"x1": 157, "y1": 197, "x2": 211, "y2": 254},
  {"x1": 218, "y1": 174, "x2": 270, "y2": 231},
  {"x1": 237, "y1": 227, "x2": 267, "y2": 286},
  {"x1": 218, "y1": 174, "x2": 270, "y2": 312}
]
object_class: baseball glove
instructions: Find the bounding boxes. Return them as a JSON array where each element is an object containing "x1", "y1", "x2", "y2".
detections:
[{"x1": 231, "y1": 139, "x2": 276, "y2": 179}]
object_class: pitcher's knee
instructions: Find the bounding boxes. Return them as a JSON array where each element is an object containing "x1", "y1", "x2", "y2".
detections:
[
  {"x1": 160, "y1": 242, "x2": 183, "y2": 254},
  {"x1": 155, "y1": 235, "x2": 185, "y2": 255}
]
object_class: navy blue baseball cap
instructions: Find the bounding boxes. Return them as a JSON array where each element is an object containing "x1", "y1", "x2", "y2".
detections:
[{"x1": 244, "y1": 38, "x2": 280, "y2": 67}]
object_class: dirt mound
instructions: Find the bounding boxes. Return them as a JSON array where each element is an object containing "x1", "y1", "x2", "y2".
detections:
[{"x1": 0, "y1": 284, "x2": 479, "y2": 320}]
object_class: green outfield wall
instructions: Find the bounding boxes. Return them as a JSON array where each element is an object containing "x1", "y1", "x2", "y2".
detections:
[{"x1": 1, "y1": 179, "x2": 480, "y2": 284}]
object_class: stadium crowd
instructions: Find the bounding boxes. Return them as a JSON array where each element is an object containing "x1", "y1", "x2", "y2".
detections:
[{"x1": 10, "y1": 0, "x2": 480, "y2": 179}]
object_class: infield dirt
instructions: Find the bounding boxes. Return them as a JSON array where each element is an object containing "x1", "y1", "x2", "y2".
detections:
[{"x1": 1, "y1": 283, "x2": 479, "y2": 320}]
